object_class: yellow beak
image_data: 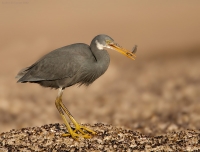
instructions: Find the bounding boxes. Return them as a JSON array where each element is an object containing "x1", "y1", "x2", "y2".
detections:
[{"x1": 108, "y1": 42, "x2": 136, "y2": 60}]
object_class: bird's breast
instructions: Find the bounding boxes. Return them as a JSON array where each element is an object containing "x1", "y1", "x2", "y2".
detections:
[{"x1": 78, "y1": 55, "x2": 110, "y2": 86}]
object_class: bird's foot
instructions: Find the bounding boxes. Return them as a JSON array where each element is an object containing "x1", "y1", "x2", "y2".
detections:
[
  {"x1": 62, "y1": 131, "x2": 91, "y2": 140},
  {"x1": 74, "y1": 124, "x2": 96, "y2": 135},
  {"x1": 62, "y1": 124, "x2": 96, "y2": 140}
]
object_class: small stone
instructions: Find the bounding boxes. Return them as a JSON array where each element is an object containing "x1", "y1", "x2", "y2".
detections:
[{"x1": 168, "y1": 124, "x2": 178, "y2": 131}]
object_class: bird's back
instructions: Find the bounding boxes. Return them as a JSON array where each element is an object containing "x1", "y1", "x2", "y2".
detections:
[{"x1": 16, "y1": 43, "x2": 97, "y2": 88}]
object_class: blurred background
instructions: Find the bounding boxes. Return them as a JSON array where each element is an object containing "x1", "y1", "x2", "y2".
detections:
[{"x1": 0, "y1": 0, "x2": 200, "y2": 136}]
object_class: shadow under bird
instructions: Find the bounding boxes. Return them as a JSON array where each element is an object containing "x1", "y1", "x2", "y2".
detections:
[{"x1": 16, "y1": 34, "x2": 136, "y2": 139}]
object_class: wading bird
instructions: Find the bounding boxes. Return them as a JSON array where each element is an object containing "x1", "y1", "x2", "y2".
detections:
[{"x1": 16, "y1": 34, "x2": 136, "y2": 139}]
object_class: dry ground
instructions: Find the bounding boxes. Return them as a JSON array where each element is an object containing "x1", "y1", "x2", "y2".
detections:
[{"x1": 1, "y1": 123, "x2": 200, "y2": 151}]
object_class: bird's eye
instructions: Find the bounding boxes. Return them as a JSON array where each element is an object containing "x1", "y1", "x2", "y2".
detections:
[{"x1": 106, "y1": 40, "x2": 111, "y2": 44}]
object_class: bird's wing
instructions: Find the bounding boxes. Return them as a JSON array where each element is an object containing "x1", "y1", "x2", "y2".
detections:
[{"x1": 18, "y1": 45, "x2": 91, "y2": 82}]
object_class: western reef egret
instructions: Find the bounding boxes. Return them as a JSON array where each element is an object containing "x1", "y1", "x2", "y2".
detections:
[{"x1": 16, "y1": 34, "x2": 136, "y2": 139}]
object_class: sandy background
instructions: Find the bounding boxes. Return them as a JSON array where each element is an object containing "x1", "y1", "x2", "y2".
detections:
[{"x1": 0, "y1": 0, "x2": 200, "y2": 136}]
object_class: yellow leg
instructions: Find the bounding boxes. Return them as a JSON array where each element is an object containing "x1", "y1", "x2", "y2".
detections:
[
  {"x1": 55, "y1": 88, "x2": 96, "y2": 140},
  {"x1": 59, "y1": 101, "x2": 96, "y2": 136}
]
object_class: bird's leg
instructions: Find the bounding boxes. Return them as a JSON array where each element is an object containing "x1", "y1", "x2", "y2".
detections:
[
  {"x1": 59, "y1": 101, "x2": 96, "y2": 136},
  {"x1": 55, "y1": 95, "x2": 79, "y2": 139},
  {"x1": 55, "y1": 88, "x2": 95, "y2": 139}
]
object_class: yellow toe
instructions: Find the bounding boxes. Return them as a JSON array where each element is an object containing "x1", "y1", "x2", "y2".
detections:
[{"x1": 74, "y1": 124, "x2": 96, "y2": 135}]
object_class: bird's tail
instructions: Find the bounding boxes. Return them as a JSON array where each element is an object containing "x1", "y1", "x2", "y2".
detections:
[{"x1": 15, "y1": 67, "x2": 30, "y2": 82}]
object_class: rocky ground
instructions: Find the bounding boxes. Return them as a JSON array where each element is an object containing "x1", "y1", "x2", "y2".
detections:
[{"x1": 0, "y1": 123, "x2": 200, "y2": 151}]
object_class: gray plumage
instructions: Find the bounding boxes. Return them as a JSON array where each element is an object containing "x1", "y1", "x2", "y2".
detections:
[{"x1": 16, "y1": 35, "x2": 112, "y2": 89}]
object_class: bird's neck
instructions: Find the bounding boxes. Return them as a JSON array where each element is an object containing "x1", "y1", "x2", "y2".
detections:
[{"x1": 90, "y1": 44, "x2": 110, "y2": 75}]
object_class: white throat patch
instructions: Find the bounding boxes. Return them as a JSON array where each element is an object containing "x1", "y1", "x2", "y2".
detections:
[{"x1": 95, "y1": 40, "x2": 104, "y2": 50}]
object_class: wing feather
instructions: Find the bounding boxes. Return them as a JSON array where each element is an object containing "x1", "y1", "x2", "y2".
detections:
[{"x1": 17, "y1": 44, "x2": 91, "y2": 82}]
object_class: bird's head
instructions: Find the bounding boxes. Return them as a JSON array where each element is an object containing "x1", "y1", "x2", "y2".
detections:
[{"x1": 92, "y1": 34, "x2": 136, "y2": 60}]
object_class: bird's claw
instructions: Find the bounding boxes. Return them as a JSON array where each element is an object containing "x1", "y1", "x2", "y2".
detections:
[
  {"x1": 62, "y1": 124, "x2": 96, "y2": 140},
  {"x1": 62, "y1": 132, "x2": 91, "y2": 140},
  {"x1": 74, "y1": 124, "x2": 96, "y2": 135}
]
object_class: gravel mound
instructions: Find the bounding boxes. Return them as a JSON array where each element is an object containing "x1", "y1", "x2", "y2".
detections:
[{"x1": 1, "y1": 123, "x2": 200, "y2": 151}]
